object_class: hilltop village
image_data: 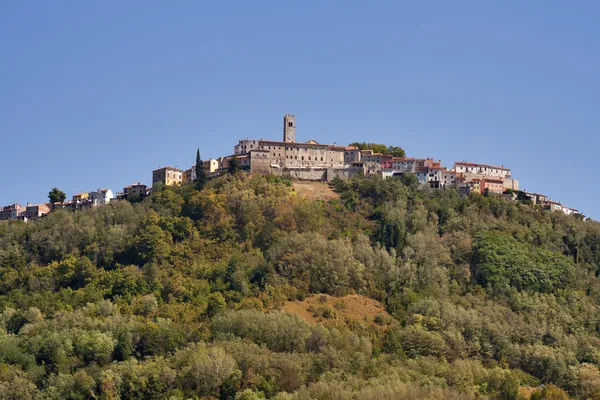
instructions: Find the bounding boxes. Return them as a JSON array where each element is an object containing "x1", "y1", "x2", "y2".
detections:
[{"x1": 1, "y1": 114, "x2": 581, "y2": 222}]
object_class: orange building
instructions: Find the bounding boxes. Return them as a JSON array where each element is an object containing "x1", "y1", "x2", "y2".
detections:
[{"x1": 480, "y1": 178, "x2": 504, "y2": 194}]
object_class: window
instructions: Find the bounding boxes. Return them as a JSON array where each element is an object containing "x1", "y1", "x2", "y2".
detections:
[
  {"x1": 301, "y1": 156, "x2": 304, "y2": 160},
  {"x1": 288, "y1": 121, "x2": 293, "y2": 127}
]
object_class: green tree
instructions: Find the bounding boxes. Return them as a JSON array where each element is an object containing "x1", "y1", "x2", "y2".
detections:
[
  {"x1": 48, "y1": 187, "x2": 67, "y2": 203},
  {"x1": 400, "y1": 172, "x2": 419, "y2": 188},
  {"x1": 195, "y1": 148, "x2": 207, "y2": 190},
  {"x1": 472, "y1": 231, "x2": 574, "y2": 293},
  {"x1": 348, "y1": 142, "x2": 406, "y2": 157},
  {"x1": 228, "y1": 156, "x2": 240, "y2": 174}
]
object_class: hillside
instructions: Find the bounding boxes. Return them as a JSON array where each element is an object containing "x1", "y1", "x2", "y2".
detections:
[
  {"x1": 282, "y1": 294, "x2": 391, "y2": 328},
  {"x1": 0, "y1": 172, "x2": 599, "y2": 399},
  {"x1": 292, "y1": 181, "x2": 339, "y2": 201}
]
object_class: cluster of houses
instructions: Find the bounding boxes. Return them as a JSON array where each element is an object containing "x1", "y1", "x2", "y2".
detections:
[
  {"x1": 0, "y1": 185, "x2": 150, "y2": 222},
  {"x1": 150, "y1": 114, "x2": 579, "y2": 216},
  {"x1": 0, "y1": 114, "x2": 581, "y2": 222}
]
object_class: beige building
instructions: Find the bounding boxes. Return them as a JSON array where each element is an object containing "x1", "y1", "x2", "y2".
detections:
[
  {"x1": 219, "y1": 154, "x2": 250, "y2": 171},
  {"x1": 454, "y1": 162, "x2": 511, "y2": 178},
  {"x1": 233, "y1": 115, "x2": 347, "y2": 178},
  {"x1": 72, "y1": 192, "x2": 89, "y2": 202},
  {"x1": 124, "y1": 183, "x2": 147, "y2": 197},
  {"x1": 283, "y1": 114, "x2": 296, "y2": 143},
  {"x1": 183, "y1": 168, "x2": 194, "y2": 184},
  {"x1": 344, "y1": 146, "x2": 361, "y2": 164},
  {"x1": 203, "y1": 159, "x2": 220, "y2": 174},
  {"x1": 0, "y1": 204, "x2": 26, "y2": 220},
  {"x1": 453, "y1": 161, "x2": 518, "y2": 191},
  {"x1": 152, "y1": 166, "x2": 183, "y2": 186},
  {"x1": 25, "y1": 203, "x2": 51, "y2": 220}
]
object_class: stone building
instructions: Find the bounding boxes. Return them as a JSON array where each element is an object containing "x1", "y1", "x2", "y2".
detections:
[
  {"x1": 283, "y1": 114, "x2": 296, "y2": 143},
  {"x1": 344, "y1": 146, "x2": 361, "y2": 164},
  {"x1": 25, "y1": 203, "x2": 51, "y2": 220},
  {"x1": 0, "y1": 204, "x2": 26, "y2": 220},
  {"x1": 152, "y1": 166, "x2": 183, "y2": 186},
  {"x1": 72, "y1": 192, "x2": 89, "y2": 202},
  {"x1": 480, "y1": 178, "x2": 504, "y2": 194},
  {"x1": 203, "y1": 159, "x2": 220, "y2": 174},
  {"x1": 454, "y1": 162, "x2": 510, "y2": 178},
  {"x1": 89, "y1": 189, "x2": 114, "y2": 206},
  {"x1": 233, "y1": 115, "x2": 349, "y2": 180},
  {"x1": 453, "y1": 161, "x2": 518, "y2": 191},
  {"x1": 124, "y1": 183, "x2": 147, "y2": 197}
]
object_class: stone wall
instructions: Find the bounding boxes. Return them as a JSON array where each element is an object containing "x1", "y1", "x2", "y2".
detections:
[
  {"x1": 281, "y1": 168, "x2": 328, "y2": 181},
  {"x1": 326, "y1": 167, "x2": 364, "y2": 181}
]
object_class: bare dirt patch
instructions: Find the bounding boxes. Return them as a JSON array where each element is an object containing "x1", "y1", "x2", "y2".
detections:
[
  {"x1": 283, "y1": 294, "x2": 392, "y2": 329},
  {"x1": 292, "y1": 181, "x2": 339, "y2": 202}
]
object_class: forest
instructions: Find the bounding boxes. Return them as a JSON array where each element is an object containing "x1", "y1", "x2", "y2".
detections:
[{"x1": 1, "y1": 172, "x2": 600, "y2": 399}]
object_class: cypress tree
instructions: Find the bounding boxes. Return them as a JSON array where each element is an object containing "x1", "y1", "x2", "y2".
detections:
[{"x1": 195, "y1": 148, "x2": 207, "y2": 189}]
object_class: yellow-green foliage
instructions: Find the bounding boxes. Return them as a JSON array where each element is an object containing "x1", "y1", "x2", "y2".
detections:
[{"x1": 0, "y1": 173, "x2": 598, "y2": 399}]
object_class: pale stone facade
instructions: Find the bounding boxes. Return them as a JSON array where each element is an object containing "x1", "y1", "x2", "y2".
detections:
[
  {"x1": 454, "y1": 162, "x2": 511, "y2": 178},
  {"x1": 25, "y1": 203, "x2": 51, "y2": 220},
  {"x1": 152, "y1": 166, "x2": 183, "y2": 186},
  {"x1": 0, "y1": 204, "x2": 26, "y2": 220},
  {"x1": 124, "y1": 183, "x2": 147, "y2": 197},
  {"x1": 89, "y1": 189, "x2": 114, "y2": 206},
  {"x1": 283, "y1": 114, "x2": 296, "y2": 143}
]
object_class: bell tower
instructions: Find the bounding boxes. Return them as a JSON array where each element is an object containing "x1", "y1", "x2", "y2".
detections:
[{"x1": 283, "y1": 114, "x2": 296, "y2": 143}]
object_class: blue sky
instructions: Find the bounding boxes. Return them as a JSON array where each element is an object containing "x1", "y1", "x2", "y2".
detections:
[{"x1": 1, "y1": 2, "x2": 598, "y2": 218}]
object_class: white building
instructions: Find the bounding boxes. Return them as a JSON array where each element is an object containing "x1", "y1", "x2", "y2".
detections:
[
  {"x1": 453, "y1": 162, "x2": 511, "y2": 178},
  {"x1": 453, "y1": 162, "x2": 518, "y2": 191},
  {"x1": 442, "y1": 170, "x2": 458, "y2": 187},
  {"x1": 381, "y1": 169, "x2": 395, "y2": 179},
  {"x1": 89, "y1": 189, "x2": 114, "y2": 206},
  {"x1": 203, "y1": 159, "x2": 220, "y2": 174},
  {"x1": 416, "y1": 167, "x2": 445, "y2": 188},
  {"x1": 392, "y1": 157, "x2": 416, "y2": 173},
  {"x1": 561, "y1": 205, "x2": 579, "y2": 216}
]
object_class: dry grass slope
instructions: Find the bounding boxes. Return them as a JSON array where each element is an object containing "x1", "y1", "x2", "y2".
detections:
[
  {"x1": 283, "y1": 294, "x2": 392, "y2": 329},
  {"x1": 292, "y1": 181, "x2": 339, "y2": 201}
]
